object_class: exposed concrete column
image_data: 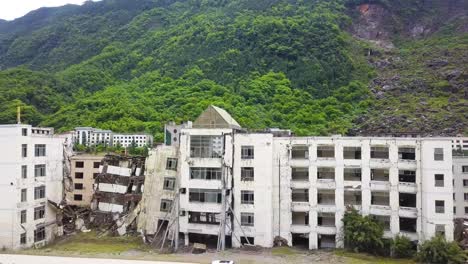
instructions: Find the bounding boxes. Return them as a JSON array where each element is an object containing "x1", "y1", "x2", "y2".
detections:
[
  {"x1": 184, "y1": 232, "x2": 189, "y2": 246},
  {"x1": 389, "y1": 167, "x2": 399, "y2": 235},
  {"x1": 361, "y1": 142, "x2": 371, "y2": 215},
  {"x1": 335, "y1": 211, "x2": 344, "y2": 248}
]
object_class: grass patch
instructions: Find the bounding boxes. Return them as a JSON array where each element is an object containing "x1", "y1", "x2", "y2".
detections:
[
  {"x1": 335, "y1": 250, "x2": 416, "y2": 264},
  {"x1": 271, "y1": 246, "x2": 299, "y2": 256}
]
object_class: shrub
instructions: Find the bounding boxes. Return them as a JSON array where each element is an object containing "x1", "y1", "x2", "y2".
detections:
[
  {"x1": 342, "y1": 208, "x2": 385, "y2": 254},
  {"x1": 417, "y1": 235, "x2": 468, "y2": 264},
  {"x1": 392, "y1": 235, "x2": 415, "y2": 258}
]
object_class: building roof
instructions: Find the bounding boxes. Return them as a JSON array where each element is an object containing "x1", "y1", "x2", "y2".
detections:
[{"x1": 193, "y1": 105, "x2": 241, "y2": 129}]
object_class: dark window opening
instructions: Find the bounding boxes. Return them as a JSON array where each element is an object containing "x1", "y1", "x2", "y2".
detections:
[
  {"x1": 74, "y1": 194, "x2": 83, "y2": 201},
  {"x1": 34, "y1": 227, "x2": 45, "y2": 242},
  {"x1": 292, "y1": 212, "x2": 309, "y2": 226},
  {"x1": 241, "y1": 146, "x2": 254, "y2": 159},
  {"x1": 291, "y1": 167, "x2": 308, "y2": 181},
  {"x1": 317, "y1": 167, "x2": 334, "y2": 180},
  {"x1": 292, "y1": 189, "x2": 309, "y2": 202},
  {"x1": 317, "y1": 213, "x2": 335, "y2": 227},
  {"x1": 241, "y1": 213, "x2": 254, "y2": 226},
  {"x1": 189, "y1": 189, "x2": 222, "y2": 203},
  {"x1": 399, "y1": 147, "x2": 415, "y2": 160},
  {"x1": 241, "y1": 191, "x2": 254, "y2": 204},
  {"x1": 189, "y1": 211, "x2": 219, "y2": 225},
  {"x1": 399, "y1": 170, "x2": 416, "y2": 183},
  {"x1": 317, "y1": 145, "x2": 334, "y2": 158},
  {"x1": 75, "y1": 172, "x2": 84, "y2": 179},
  {"x1": 371, "y1": 146, "x2": 389, "y2": 159},
  {"x1": 74, "y1": 183, "x2": 83, "y2": 190},
  {"x1": 75, "y1": 161, "x2": 84, "y2": 168},
  {"x1": 399, "y1": 193, "x2": 416, "y2": 208},
  {"x1": 435, "y1": 200, "x2": 445, "y2": 213},
  {"x1": 241, "y1": 167, "x2": 254, "y2": 181},
  {"x1": 319, "y1": 234, "x2": 336, "y2": 249},
  {"x1": 400, "y1": 217, "x2": 417, "y2": 233},
  {"x1": 292, "y1": 145, "x2": 308, "y2": 159},
  {"x1": 344, "y1": 191, "x2": 361, "y2": 206},
  {"x1": 93, "y1": 162, "x2": 100, "y2": 168},
  {"x1": 344, "y1": 146, "x2": 361, "y2": 160},
  {"x1": 292, "y1": 233, "x2": 309, "y2": 249},
  {"x1": 34, "y1": 206, "x2": 45, "y2": 220},
  {"x1": 344, "y1": 168, "x2": 361, "y2": 181},
  {"x1": 435, "y1": 174, "x2": 444, "y2": 187},
  {"x1": 318, "y1": 190, "x2": 335, "y2": 205},
  {"x1": 371, "y1": 169, "x2": 389, "y2": 181},
  {"x1": 371, "y1": 192, "x2": 390, "y2": 206}
]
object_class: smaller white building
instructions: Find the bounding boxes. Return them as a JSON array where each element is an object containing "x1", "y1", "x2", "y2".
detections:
[
  {"x1": 453, "y1": 155, "x2": 468, "y2": 219},
  {"x1": 73, "y1": 127, "x2": 152, "y2": 148},
  {"x1": 112, "y1": 133, "x2": 152, "y2": 148},
  {"x1": 453, "y1": 137, "x2": 468, "y2": 152},
  {"x1": 0, "y1": 124, "x2": 67, "y2": 249}
]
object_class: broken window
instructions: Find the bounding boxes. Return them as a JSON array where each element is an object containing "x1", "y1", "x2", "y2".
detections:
[
  {"x1": 241, "y1": 191, "x2": 254, "y2": 204},
  {"x1": 34, "y1": 186, "x2": 45, "y2": 199},
  {"x1": 435, "y1": 174, "x2": 444, "y2": 187},
  {"x1": 318, "y1": 190, "x2": 335, "y2": 205},
  {"x1": 20, "y1": 210, "x2": 26, "y2": 224},
  {"x1": 160, "y1": 199, "x2": 173, "y2": 212},
  {"x1": 166, "y1": 158, "x2": 178, "y2": 170},
  {"x1": 241, "y1": 167, "x2": 254, "y2": 181},
  {"x1": 21, "y1": 165, "x2": 27, "y2": 179},
  {"x1": 241, "y1": 146, "x2": 254, "y2": 159},
  {"x1": 74, "y1": 194, "x2": 83, "y2": 201},
  {"x1": 434, "y1": 148, "x2": 444, "y2": 161},
  {"x1": 74, "y1": 183, "x2": 84, "y2": 190},
  {"x1": 317, "y1": 167, "x2": 334, "y2": 180},
  {"x1": 292, "y1": 212, "x2": 309, "y2": 226},
  {"x1": 371, "y1": 191, "x2": 390, "y2": 206},
  {"x1": 398, "y1": 147, "x2": 415, "y2": 160},
  {"x1": 291, "y1": 145, "x2": 308, "y2": 159},
  {"x1": 34, "y1": 164, "x2": 46, "y2": 177},
  {"x1": 372, "y1": 215, "x2": 390, "y2": 231},
  {"x1": 399, "y1": 170, "x2": 416, "y2": 183},
  {"x1": 21, "y1": 189, "x2": 27, "y2": 202},
  {"x1": 189, "y1": 189, "x2": 222, "y2": 203},
  {"x1": 371, "y1": 168, "x2": 389, "y2": 182},
  {"x1": 34, "y1": 144, "x2": 46, "y2": 157},
  {"x1": 371, "y1": 146, "x2": 389, "y2": 159},
  {"x1": 190, "y1": 167, "x2": 222, "y2": 180},
  {"x1": 93, "y1": 162, "x2": 100, "y2": 168},
  {"x1": 241, "y1": 213, "x2": 254, "y2": 226},
  {"x1": 34, "y1": 227, "x2": 45, "y2": 242},
  {"x1": 20, "y1": 233, "x2": 26, "y2": 245},
  {"x1": 75, "y1": 172, "x2": 84, "y2": 179},
  {"x1": 190, "y1": 135, "x2": 223, "y2": 158},
  {"x1": 189, "y1": 212, "x2": 219, "y2": 225},
  {"x1": 400, "y1": 217, "x2": 417, "y2": 233},
  {"x1": 317, "y1": 145, "x2": 334, "y2": 158},
  {"x1": 399, "y1": 193, "x2": 416, "y2": 208},
  {"x1": 21, "y1": 144, "x2": 27, "y2": 158},
  {"x1": 435, "y1": 200, "x2": 445, "y2": 213},
  {"x1": 291, "y1": 167, "x2": 308, "y2": 181},
  {"x1": 343, "y1": 146, "x2": 361, "y2": 160},
  {"x1": 75, "y1": 161, "x2": 84, "y2": 168},
  {"x1": 163, "y1": 177, "x2": 176, "y2": 190},
  {"x1": 318, "y1": 213, "x2": 335, "y2": 227},
  {"x1": 344, "y1": 168, "x2": 361, "y2": 181},
  {"x1": 292, "y1": 189, "x2": 309, "y2": 202},
  {"x1": 344, "y1": 191, "x2": 361, "y2": 205},
  {"x1": 34, "y1": 206, "x2": 45, "y2": 220}
]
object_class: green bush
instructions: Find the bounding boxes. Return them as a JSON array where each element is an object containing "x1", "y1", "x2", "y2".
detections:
[
  {"x1": 417, "y1": 235, "x2": 468, "y2": 264},
  {"x1": 392, "y1": 235, "x2": 415, "y2": 258},
  {"x1": 342, "y1": 208, "x2": 385, "y2": 254}
]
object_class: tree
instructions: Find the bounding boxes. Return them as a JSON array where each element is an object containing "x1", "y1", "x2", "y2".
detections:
[
  {"x1": 342, "y1": 208, "x2": 385, "y2": 254},
  {"x1": 391, "y1": 235, "x2": 415, "y2": 258},
  {"x1": 417, "y1": 235, "x2": 467, "y2": 264}
]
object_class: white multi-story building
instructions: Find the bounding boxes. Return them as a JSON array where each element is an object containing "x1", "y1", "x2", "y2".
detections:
[
  {"x1": 0, "y1": 124, "x2": 67, "y2": 249},
  {"x1": 453, "y1": 137, "x2": 468, "y2": 152},
  {"x1": 172, "y1": 106, "x2": 455, "y2": 250},
  {"x1": 73, "y1": 127, "x2": 152, "y2": 148},
  {"x1": 453, "y1": 155, "x2": 468, "y2": 219}
]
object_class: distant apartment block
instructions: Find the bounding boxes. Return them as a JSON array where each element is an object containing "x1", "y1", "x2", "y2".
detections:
[
  {"x1": 453, "y1": 137, "x2": 468, "y2": 151},
  {"x1": 453, "y1": 155, "x2": 468, "y2": 219},
  {"x1": 0, "y1": 124, "x2": 67, "y2": 249},
  {"x1": 65, "y1": 154, "x2": 104, "y2": 207},
  {"x1": 74, "y1": 127, "x2": 153, "y2": 148}
]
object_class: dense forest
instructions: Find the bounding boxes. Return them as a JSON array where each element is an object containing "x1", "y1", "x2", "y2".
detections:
[{"x1": 0, "y1": 0, "x2": 466, "y2": 141}]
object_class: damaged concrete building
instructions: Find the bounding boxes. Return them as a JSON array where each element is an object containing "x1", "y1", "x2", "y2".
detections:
[
  {"x1": 0, "y1": 124, "x2": 70, "y2": 249},
  {"x1": 137, "y1": 105, "x2": 455, "y2": 251},
  {"x1": 92, "y1": 155, "x2": 146, "y2": 232}
]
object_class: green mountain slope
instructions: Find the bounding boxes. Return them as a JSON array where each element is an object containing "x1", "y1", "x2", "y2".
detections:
[{"x1": 0, "y1": 0, "x2": 466, "y2": 140}]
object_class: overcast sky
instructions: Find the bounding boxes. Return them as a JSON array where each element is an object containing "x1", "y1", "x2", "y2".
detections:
[{"x1": 0, "y1": 0, "x2": 95, "y2": 21}]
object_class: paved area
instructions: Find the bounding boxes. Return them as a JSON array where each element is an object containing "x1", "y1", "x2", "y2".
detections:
[{"x1": 0, "y1": 254, "x2": 195, "y2": 264}]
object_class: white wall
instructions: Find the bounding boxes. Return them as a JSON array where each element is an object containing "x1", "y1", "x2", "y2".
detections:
[{"x1": 454, "y1": 156, "x2": 468, "y2": 219}]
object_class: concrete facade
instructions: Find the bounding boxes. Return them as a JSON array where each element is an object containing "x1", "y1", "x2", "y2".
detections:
[
  {"x1": 65, "y1": 155, "x2": 104, "y2": 207},
  {"x1": 0, "y1": 124, "x2": 67, "y2": 249},
  {"x1": 453, "y1": 155, "x2": 468, "y2": 219}
]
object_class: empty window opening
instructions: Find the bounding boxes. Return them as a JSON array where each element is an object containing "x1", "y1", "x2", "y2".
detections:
[
  {"x1": 291, "y1": 167, "x2": 308, "y2": 181},
  {"x1": 292, "y1": 189, "x2": 309, "y2": 202},
  {"x1": 435, "y1": 174, "x2": 444, "y2": 187},
  {"x1": 189, "y1": 211, "x2": 219, "y2": 225},
  {"x1": 344, "y1": 191, "x2": 361, "y2": 206},
  {"x1": 463, "y1": 166, "x2": 468, "y2": 173},
  {"x1": 371, "y1": 146, "x2": 389, "y2": 159},
  {"x1": 292, "y1": 233, "x2": 309, "y2": 249},
  {"x1": 188, "y1": 233, "x2": 229, "y2": 249},
  {"x1": 318, "y1": 190, "x2": 335, "y2": 205},
  {"x1": 34, "y1": 227, "x2": 45, "y2": 242},
  {"x1": 241, "y1": 167, "x2": 254, "y2": 181},
  {"x1": 318, "y1": 234, "x2": 336, "y2": 249},
  {"x1": 93, "y1": 162, "x2": 101, "y2": 168},
  {"x1": 399, "y1": 170, "x2": 416, "y2": 183},
  {"x1": 372, "y1": 215, "x2": 390, "y2": 231},
  {"x1": 344, "y1": 168, "x2": 361, "y2": 181},
  {"x1": 74, "y1": 194, "x2": 83, "y2": 201},
  {"x1": 241, "y1": 213, "x2": 254, "y2": 226},
  {"x1": 371, "y1": 191, "x2": 390, "y2": 206},
  {"x1": 74, "y1": 183, "x2": 83, "y2": 190},
  {"x1": 190, "y1": 135, "x2": 223, "y2": 158},
  {"x1": 189, "y1": 189, "x2": 222, "y2": 203},
  {"x1": 34, "y1": 206, "x2": 45, "y2": 220},
  {"x1": 292, "y1": 212, "x2": 309, "y2": 226},
  {"x1": 344, "y1": 146, "x2": 361, "y2": 159},
  {"x1": 400, "y1": 217, "x2": 417, "y2": 233},
  {"x1": 399, "y1": 147, "x2": 415, "y2": 160},
  {"x1": 241, "y1": 191, "x2": 254, "y2": 204},
  {"x1": 190, "y1": 167, "x2": 222, "y2": 180},
  {"x1": 160, "y1": 199, "x2": 173, "y2": 212},
  {"x1": 75, "y1": 161, "x2": 84, "y2": 168},
  {"x1": 166, "y1": 158, "x2": 178, "y2": 170},
  {"x1": 317, "y1": 145, "x2": 334, "y2": 158},
  {"x1": 20, "y1": 233, "x2": 26, "y2": 245},
  {"x1": 317, "y1": 167, "x2": 334, "y2": 180},
  {"x1": 399, "y1": 193, "x2": 416, "y2": 208},
  {"x1": 434, "y1": 148, "x2": 444, "y2": 161},
  {"x1": 163, "y1": 177, "x2": 176, "y2": 190},
  {"x1": 291, "y1": 145, "x2": 308, "y2": 160},
  {"x1": 20, "y1": 210, "x2": 26, "y2": 224},
  {"x1": 371, "y1": 168, "x2": 389, "y2": 182},
  {"x1": 318, "y1": 213, "x2": 335, "y2": 227},
  {"x1": 241, "y1": 146, "x2": 255, "y2": 159},
  {"x1": 240, "y1": 237, "x2": 254, "y2": 245},
  {"x1": 75, "y1": 172, "x2": 84, "y2": 179},
  {"x1": 435, "y1": 200, "x2": 445, "y2": 213}
]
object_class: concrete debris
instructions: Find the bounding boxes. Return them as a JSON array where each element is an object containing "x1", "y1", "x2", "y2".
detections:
[
  {"x1": 192, "y1": 243, "x2": 207, "y2": 254},
  {"x1": 273, "y1": 236, "x2": 289, "y2": 247}
]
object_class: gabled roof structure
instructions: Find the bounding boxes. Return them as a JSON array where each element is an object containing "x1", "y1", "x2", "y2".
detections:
[{"x1": 193, "y1": 105, "x2": 241, "y2": 129}]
